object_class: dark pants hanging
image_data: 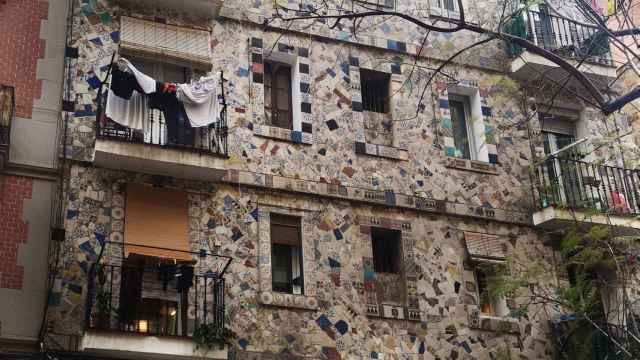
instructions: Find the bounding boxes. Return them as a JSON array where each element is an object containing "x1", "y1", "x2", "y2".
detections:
[{"x1": 149, "y1": 86, "x2": 194, "y2": 146}]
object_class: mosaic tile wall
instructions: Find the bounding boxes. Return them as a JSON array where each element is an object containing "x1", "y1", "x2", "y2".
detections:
[
  {"x1": 48, "y1": 164, "x2": 557, "y2": 359},
  {"x1": 51, "y1": 1, "x2": 629, "y2": 358}
]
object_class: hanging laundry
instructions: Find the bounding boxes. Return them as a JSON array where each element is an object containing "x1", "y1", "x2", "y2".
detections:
[
  {"x1": 176, "y1": 76, "x2": 219, "y2": 128},
  {"x1": 105, "y1": 88, "x2": 149, "y2": 130},
  {"x1": 118, "y1": 57, "x2": 156, "y2": 94},
  {"x1": 176, "y1": 265, "x2": 194, "y2": 291},
  {"x1": 109, "y1": 68, "x2": 138, "y2": 100},
  {"x1": 148, "y1": 82, "x2": 194, "y2": 145}
]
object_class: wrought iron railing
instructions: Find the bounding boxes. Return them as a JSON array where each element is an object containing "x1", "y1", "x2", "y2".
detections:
[
  {"x1": 86, "y1": 242, "x2": 231, "y2": 340},
  {"x1": 96, "y1": 72, "x2": 228, "y2": 157},
  {"x1": 533, "y1": 157, "x2": 640, "y2": 216},
  {"x1": 506, "y1": 10, "x2": 613, "y2": 66}
]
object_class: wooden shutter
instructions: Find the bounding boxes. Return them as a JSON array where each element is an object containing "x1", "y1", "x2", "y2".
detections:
[
  {"x1": 124, "y1": 183, "x2": 191, "y2": 260},
  {"x1": 120, "y1": 16, "x2": 211, "y2": 70}
]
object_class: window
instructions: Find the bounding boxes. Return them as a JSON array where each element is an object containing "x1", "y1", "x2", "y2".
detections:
[
  {"x1": 430, "y1": 0, "x2": 459, "y2": 17},
  {"x1": 449, "y1": 95, "x2": 475, "y2": 160},
  {"x1": 475, "y1": 265, "x2": 509, "y2": 317},
  {"x1": 270, "y1": 214, "x2": 303, "y2": 294},
  {"x1": 264, "y1": 61, "x2": 293, "y2": 129},
  {"x1": 360, "y1": 69, "x2": 390, "y2": 113},
  {"x1": 371, "y1": 227, "x2": 402, "y2": 274}
]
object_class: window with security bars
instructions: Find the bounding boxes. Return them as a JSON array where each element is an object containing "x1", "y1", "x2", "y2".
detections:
[
  {"x1": 360, "y1": 69, "x2": 390, "y2": 114},
  {"x1": 430, "y1": 0, "x2": 459, "y2": 17},
  {"x1": 371, "y1": 227, "x2": 402, "y2": 274},
  {"x1": 264, "y1": 61, "x2": 293, "y2": 129}
]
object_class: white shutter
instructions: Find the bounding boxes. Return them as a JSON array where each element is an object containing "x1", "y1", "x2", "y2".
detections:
[{"x1": 120, "y1": 16, "x2": 211, "y2": 69}]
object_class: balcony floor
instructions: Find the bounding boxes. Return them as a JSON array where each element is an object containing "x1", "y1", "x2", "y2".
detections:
[
  {"x1": 532, "y1": 206, "x2": 640, "y2": 234},
  {"x1": 510, "y1": 51, "x2": 616, "y2": 90},
  {"x1": 81, "y1": 330, "x2": 227, "y2": 360}
]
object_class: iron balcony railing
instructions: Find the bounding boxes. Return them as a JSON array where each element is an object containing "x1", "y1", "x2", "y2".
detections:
[
  {"x1": 86, "y1": 242, "x2": 231, "y2": 340},
  {"x1": 96, "y1": 72, "x2": 228, "y2": 157},
  {"x1": 533, "y1": 157, "x2": 640, "y2": 216},
  {"x1": 505, "y1": 10, "x2": 613, "y2": 66}
]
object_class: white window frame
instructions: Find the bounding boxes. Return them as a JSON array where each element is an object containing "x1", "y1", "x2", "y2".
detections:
[{"x1": 447, "y1": 87, "x2": 488, "y2": 162}]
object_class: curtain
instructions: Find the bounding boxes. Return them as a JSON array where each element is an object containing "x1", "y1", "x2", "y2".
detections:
[{"x1": 291, "y1": 246, "x2": 302, "y2": 295}]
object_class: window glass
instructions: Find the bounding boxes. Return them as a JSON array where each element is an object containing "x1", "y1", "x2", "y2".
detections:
[
  {"x1": 264, "y1": 61, "x2": 293, "y2": 129},
  {"x1": 360, "y1": 69, "x2": 390, "y2": 113},
  {"x1": 450, "y1": 99, "x2": 472, "y2": 160},
  {"x1": 270, "y1": 214, "x2": 303, "y2": 294},
  {"x1": 371, "y1": 227, "x2": 402, "y2": 274}
]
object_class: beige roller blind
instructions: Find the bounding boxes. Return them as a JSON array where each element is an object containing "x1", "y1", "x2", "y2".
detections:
[
  {"x1": 463, "y1": 231, "x2": 506, "y2": 262},
  {"x1": 120, "y1": 16, "x2": 212, "y2": 70},
  {"x1": 124, "y1": 183, "x2": 191, "y2": 261}
]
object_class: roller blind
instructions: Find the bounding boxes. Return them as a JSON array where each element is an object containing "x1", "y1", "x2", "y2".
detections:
[
  {"x1": 270, "y1": 214, "x2": 301, "y2": 246},
  {"x1": 124, "y1": 183, "x2": 191, "y2": 261},
  {"x1": 463, "y1": 231, "x2": 506, "y2": 262},
  {"x1": 539, "y1": 112, "x2": 577, "y2": 136},
  {"x1": 120, "y1": 16, "x2": 211, "y2": 69}
]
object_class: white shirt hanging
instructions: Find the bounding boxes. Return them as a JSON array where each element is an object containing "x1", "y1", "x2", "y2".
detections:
[{"x1": 176, "y1": 76, "x2": 219, "y2": 128}]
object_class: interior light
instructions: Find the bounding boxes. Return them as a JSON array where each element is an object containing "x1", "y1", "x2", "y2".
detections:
[
  {"x1": 170, "y1": 309, "x2": 177, "y2": 316},
  {"x1": 138, "y1": 320, "x2": 148, "y2": 333}
]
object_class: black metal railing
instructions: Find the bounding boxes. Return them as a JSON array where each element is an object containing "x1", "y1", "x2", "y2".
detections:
[
  {"x1": 533, "y1": 157, "x2": 640, "y2": 216},
  {"x1": 506, "y1": 10, "x2": 612, "y2": 66},
  {"x1": 96, "y1": 72, "x2": 228, "y2": 157},
  {"x1": 86, "y1": 242, "x2": 231, "y2": 340}
]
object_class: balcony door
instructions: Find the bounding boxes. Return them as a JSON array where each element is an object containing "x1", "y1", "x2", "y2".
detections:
[{"x1": 539, "y1": 112, "x2": 583, "y2": 209}]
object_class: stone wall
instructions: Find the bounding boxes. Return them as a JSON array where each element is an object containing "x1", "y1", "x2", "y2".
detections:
[{"x1": 48, "y1": 164, "x2": 556, "y2": 359}]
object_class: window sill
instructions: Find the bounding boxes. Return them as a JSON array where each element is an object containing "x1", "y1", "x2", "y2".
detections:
[
  {"x1": 355, "y1": 142, "x2": 409, "y2": 161},
  {"x1": 258, "y1": 291, "x2": 318, "y2": 310},
  {"x1": 253, "y1": 124, "x2": 313, "y2": 145},
  {"x1": 469, "y1": 310, "x2": 520, "y2": 334},
  {"x1": 444, "y1": 157, "x2": 499, "y2": 175}
]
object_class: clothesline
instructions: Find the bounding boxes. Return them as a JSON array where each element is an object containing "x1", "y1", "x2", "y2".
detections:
[{"x1": 105, "y1": 57, "x2": 221, "y2": 135}]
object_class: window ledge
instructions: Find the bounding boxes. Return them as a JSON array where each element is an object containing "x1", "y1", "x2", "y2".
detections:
[
  {"x1": 253, "y1": 124, "x2": 313, "y2": 145},
  {"x1": 444, "y1": 157, "x2": 499, "y2": 175},
  {"x1": 469, "y1": 310, "x2": 520, "y2": 334},
  {"x1": 258, "y1": 291, "x2": 318, "y2": 310},
  {"x1": 355, "y1": 142, "x2": 409, "y2": 161}
]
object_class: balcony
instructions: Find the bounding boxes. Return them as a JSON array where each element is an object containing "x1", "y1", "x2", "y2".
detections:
[
  {"x1": 0, "y1": 85, "x2": 14, "y2": 172},
  {"x1": 81, "y1": 242, "x2": 231, "y2": 359},
  {"x1": 94, "y1": 75, "x2": 229, "y2": 181},
  {"x1": 532, "y1": 157, "x2": 640, "y2": 231},
  {"x1": 506, "y1": 10, "x2": 616, "y2": 89}
]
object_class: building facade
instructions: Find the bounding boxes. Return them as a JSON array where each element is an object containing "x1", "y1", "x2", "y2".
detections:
[
  {"x1": 38, "y1": 0, "x2": 636, "y2": 359},
  {"x1": 0, "y1": 0, "x2": 67, "y2": 352}
]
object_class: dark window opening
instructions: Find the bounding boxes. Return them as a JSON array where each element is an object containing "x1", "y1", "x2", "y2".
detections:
[
  {"x1": 475, "y1": 267, "x2": 492, "y2": 315},
  {"x1": 371, "y1": 227, "x2": 402, "y2": 274},
  {"x1": 360, "y1": 69, "x2": 390, "y2": 113},
  {"x1": 270, "y1": 214, "x2": 303, "y2": 294},
  {"x1": 264, "y1": 61, "x2": 293, "y2": 129}
]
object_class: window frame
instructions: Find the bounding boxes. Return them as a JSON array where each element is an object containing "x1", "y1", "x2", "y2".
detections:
[
  {"x1": 448, "y1": 94, "x2": 477, "y2": 160},
  {"x1": 269, "y1": 213, "x2": 304, "y2": 295},
  {"x1": 474, "y1": 264, "x2": 509, "y2": 318},
  {"x1": 264, "y1": 60, "x2": 294, "y2": 130},
  {"x1": 360, "y1": 68, "x2": 391, "y2": 114},
  {"x1": 354, "y1": 0, "x2": 395, "y2": 9},
  {"x1": 371, "y1": 227, "x2": 403, "y2": 274},
  {"x1": 430, "y1": 0, "x2": 461, "y2": 18}
]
